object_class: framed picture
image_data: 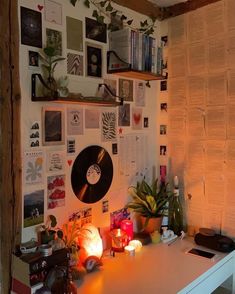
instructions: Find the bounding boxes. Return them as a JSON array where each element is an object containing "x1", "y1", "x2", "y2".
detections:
[
  {"x1": 42, "y1": 107, "x2": 65, "y2": 146},
  {"x1": 28, "y1": 50, "x2": 39, "y2": 67},
  {"x1": 85, "y1": 17, "x2": 107, "y2": 43},
  {"x1": 86, "y1": 42, "x2": 102, "y2": 78}
]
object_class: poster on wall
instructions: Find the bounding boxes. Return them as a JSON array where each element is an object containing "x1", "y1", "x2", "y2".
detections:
[
  {"x1": 24, "y1": 151, "x2": 44, "y2": 185},
  {"x1": 86, "y1": 42, "x2": 102, "y2": 77},
  {"x1": 67, "y1": 53, "x2": 83, "y2": 76},
  {"x1": 47, "y1": 175, "x2": 65, "y2": 209},
  {"x1": 85, "y1": 109, "x2": 100, "y2": 128},
  {"x1": 47, "y1": 151, "x2": 65, "y2": 173},
  {"x1": 132, "y1": 107, "x2": 142, "y2": 130},
  {"x1": 24, "y1": 190, "x2": 44, "y2": 228},
  {"x1": 66, "y1": 17, "x2": 83, "y2": 51},
  {"x1": 45, "y1": 0, "x2": 62, "y2": 25},
  {"x1": 46, "y1": 28, "x2": 62, "y2": 56},
  {"x1": 101, "y1": 110, "x2": 117, "y2": 141},
  {"x1": 135, "y1": 81, "x2": 145, "y2": 106},
  {"x1": 69, "y1": 208, "x2": 92, "y2": 227},
  {"x1": 85, "y1": 17, "x2": 107, "y2": 43},
  {"x1": 20, "y1": 7, "x2": 42, "y2": 48},
  {"x1": 67, "y1": 108, "x2": 84, "y2": 135},
  {"x1": 118, "y1": 103, "x2": 130, "y2": 126},
  {"x1": 119, "y1": 78, "x2": 133, "y2": 101}
]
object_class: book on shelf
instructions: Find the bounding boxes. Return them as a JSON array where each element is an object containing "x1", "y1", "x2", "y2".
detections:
[{"x1": 109, "y1": 28, "x2": 163, "y2": 75}]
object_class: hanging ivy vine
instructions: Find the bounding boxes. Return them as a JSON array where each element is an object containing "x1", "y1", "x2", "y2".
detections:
[{"x1": 70, "y1": 0, "x2": 156, "y2": 35}]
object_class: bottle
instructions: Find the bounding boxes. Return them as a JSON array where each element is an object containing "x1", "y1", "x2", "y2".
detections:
[{"x1": 168, "y1": 176, "x2": 184, "y2": 236}]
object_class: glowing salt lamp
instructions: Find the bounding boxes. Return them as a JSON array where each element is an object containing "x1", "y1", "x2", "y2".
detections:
[{"x1": 77, "y1": 223, "x2": 103, "y2": 265}]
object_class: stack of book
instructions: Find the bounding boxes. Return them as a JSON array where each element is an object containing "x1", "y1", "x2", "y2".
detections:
[{"x1": 109, "y1": 27, "x2": 163, "y2": 74}]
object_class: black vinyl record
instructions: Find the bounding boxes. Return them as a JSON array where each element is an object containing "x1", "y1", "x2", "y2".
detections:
[{"x1": 71, "y1": 145, "x2": 113, "y2": 204}]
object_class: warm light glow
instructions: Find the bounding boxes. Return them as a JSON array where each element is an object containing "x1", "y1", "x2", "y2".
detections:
[
  {"x1": 110, "y1": 228, "x2": 128, "y2": 252},
  {"x1": 120, "y1": 219, "x2": 133, "y2": 242},
  {"x1": 117, "y1": 228, "x2": 121, "y2": 237},
  {"x1": 129, "y1": 240, "x2": 142, "y2": 252},
  {"x1": 124, "y1": 245, "x2": 135, "y2": 256}
]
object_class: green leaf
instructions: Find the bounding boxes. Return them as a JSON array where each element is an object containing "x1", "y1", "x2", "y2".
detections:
[
  {"x1": 92, "y1": 10, "x2": 99, "y2": 18},
  {"x1": 51, "y1": 57, "x2": 65, "y2": 63},
  {"x1": 110, "y1": 10, "x2": 117, "y2": 17},
  {"x1": 70, "y1": 0, "x2": 78, "y2": 6},
  {"x1": 120, "y1": 14, "x2": 127, "y2": 21},
  {"x1": 84, "y1": 0, "x2": 90, "y2": 8},
  {"x1": 100, "y1": 0, "x2": 107, "y2": 7},
  {"x1": 97, "y1": 15, "x2": 105, "y2": 23},
  {"x1": 49, "y1": 215, "x2": 57, "y2": 227},
  {"x1": 127, "y1": 19, "x2": 133, "y2": 26},
  {"x1": 44, "y1": 47, "x2": 56, "y2": 57},
  {"x1": 106, "y1": 2, "x2": 113, "y2": 11}
]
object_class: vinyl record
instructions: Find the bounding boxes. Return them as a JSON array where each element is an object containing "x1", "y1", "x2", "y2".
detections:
[{"x1": 71, "y1": 145, "x2": 113, "y2": 204}]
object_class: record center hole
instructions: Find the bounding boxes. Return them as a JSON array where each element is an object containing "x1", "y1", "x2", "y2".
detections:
[{"x1": 86, "y1": 164, "x2": 101, "y2": 185}]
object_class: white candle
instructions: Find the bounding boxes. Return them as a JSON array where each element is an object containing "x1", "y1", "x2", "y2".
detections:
[
  {"x1": 174, "y1": 176, "x2": 179, "y2": 188},
  {"x1": 124, "y1": 245, "x2": 135, "y2": 256},
  {"x1": 129, "y1": 240, "x2": 142, "y2": 252}
]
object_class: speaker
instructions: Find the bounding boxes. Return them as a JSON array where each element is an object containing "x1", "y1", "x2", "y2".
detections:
[{"x1": 194, "y1": 233, "x2": 235, "y2": 253}]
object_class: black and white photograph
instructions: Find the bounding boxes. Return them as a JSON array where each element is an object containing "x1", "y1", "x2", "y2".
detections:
[
  {"x1": 86, "y1": 43, "x2": 102, "y2": 77},
  {"x1": 28, "y1": 50, "x2": 39, "y2": 67},
  {"x1": 85, "y1": 17, "x2": 107, "y2": 43}
]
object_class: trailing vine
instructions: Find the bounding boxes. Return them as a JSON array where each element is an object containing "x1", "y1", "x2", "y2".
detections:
[{"x1": 70, "y1": 0, "x2": 156, "y2": 35}]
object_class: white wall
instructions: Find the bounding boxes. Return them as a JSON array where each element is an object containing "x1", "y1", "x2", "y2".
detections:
[{"x1": 19, "y1": 0, "x2": 161, "y2": 242}]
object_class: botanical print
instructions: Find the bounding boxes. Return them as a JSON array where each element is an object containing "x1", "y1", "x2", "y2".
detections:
[
  {"x1": 24, "y1": 190, "x2": 44, "y2": 228},
  {"x1": 47, "y1": 151, "x2": 65, "y2": 172},
  {"x1": 85, "y1": 17, "x2": 107, "y2": 43},
  {"x1": 67, "y1": 53, "x2": 83, "y2": 75},
  {"x1": 67, "y1": 108, "x2": 84, "y2": 135},
  {"x1": 118, "y1": 103, "x2": 130, "y2": 126},
  {"x1": 20, "y1": 7, "x2": 42, "y2": 48},
  {"x1": 119, "y1": 78, "x2": 133, "y2": 101},
  {"x1": 132, "y1": 107, "x2": 142, "y2": 130},
  {"x1": 101, "y1": 111, "x2": 117, "y2": 141},
  {"x1": 66, "y1": 17, "x2": 83, "y2": 51},
  {"x1": 45, "y1": 0, "x2": 62, "y2": 25},
  {"x1": 47, "y1": 175, "x2": 65, "y2": 209},
  {"x1": 46, "y1": 28, "x2": 62, "y2": 56},
  {"x1": 135, "y1": 81, "x2": 145, "y2": 106},
  {"x1": 24, "y1": 151, "x2": 44, "y2": 185}
]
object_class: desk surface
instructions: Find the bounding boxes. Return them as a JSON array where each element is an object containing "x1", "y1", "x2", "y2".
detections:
[{"x1": 76, "y1": 238, "x2": 234, "y2": 294}]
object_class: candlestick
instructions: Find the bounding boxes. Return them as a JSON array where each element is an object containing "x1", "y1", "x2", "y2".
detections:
[
  {"x1": 120, "y1": 219, "x2": 133, "y2": 242},
  {"x1": 124, "y1": 245, "x2": 135, "y2": 256},
  {"x1": 110, "y1": 228, "x2": 128, "y2": 252}
]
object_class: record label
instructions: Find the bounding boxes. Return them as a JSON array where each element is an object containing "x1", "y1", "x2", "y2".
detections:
[{"x1": 71, "y1": 145, "x2": 113, "y2": 204}]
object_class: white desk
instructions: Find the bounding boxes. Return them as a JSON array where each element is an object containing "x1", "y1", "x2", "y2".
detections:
[{"x1": 76, "y1": 237, "x2": 235, "y2": 294}]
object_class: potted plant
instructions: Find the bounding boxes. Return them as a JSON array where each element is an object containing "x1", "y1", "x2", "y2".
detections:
[
  {"x1": 126, "y1": 178, "x2": 173, "y2": 233},
  {"x1": 39, "y1": 214, "x2": 61, "y2": 244}
]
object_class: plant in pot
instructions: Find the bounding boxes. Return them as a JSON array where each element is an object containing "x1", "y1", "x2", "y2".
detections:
[
  {"x1": 39, "y1": 214, "x2": 61, "y2": 244},
  {"x1": 126, "y1": 178, "x2": 173, "y2": 233}
]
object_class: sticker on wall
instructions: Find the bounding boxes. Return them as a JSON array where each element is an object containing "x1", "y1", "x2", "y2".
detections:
[
  {"x1": 67, "y1": 138, "x2": 76, "y2": 154},
  {"x1": 24, "y1": 189, "x2": 44, "y2": 228},
  {"x1": 102, "y1": 200, "x2": 109, "y2": 213},
  {"x1": 86, "y1": 42, "x2": 102, "y2": 78},
  {"x1": 46, "y1": 28, "x2": 62, "y2": 56},
  {"x1": 112, "y1": 143, "x2": 118, "y2": 155},
  {"x1": 160, "y1": 165, "x2": 167, "y2": 183},
  {"x1": 132, "y1": 107, "x2": 142, "y2": 130},
  {"x1": 118, "y1": 103, "x2": 130, "y2": 126},
  {"x1": 67, "y1": 159, "x2": 73, "y2": 166},
  {"x1": 28, "y1": 50, "x2": 39, "y2": 68},
  {"x1": 47, "y1": 151, "x2": 65, "y2": 173},
  {"x1": 161, "y1": 35, "x2": 168, "y2": 47},
  {"x1": 69, "y1": 207, "x2": 92, "y2": 227},
  {"x1": 67, "y1": 108, "x2": 84, "y2": 135},
  {"x1": 119, "y1": 78, "x2": 133, "y2": 101},
  {"x1": 37, "y1": 4, "x2": 44, "y2": 11},
  {"x1": 47, "y1": 175, "x2": 65, "y2": 209},
  {"x1": 85, "y1": 109, "x2": 100, "y2": 129},
  {"x1": 144, "y1": 117, "x2": 149, "y2": 128},
  {"x1": 67, "y1": 53, "x2": 83, "y2": 76},
  {"x1": 85, "y1": 17, "x2": 107, "y2": 43},
  {"x1": 24, "y1": 151, "x2": 44, "y2": 185},
  {"x1": 29, "y1": 121, "x2": 40, "y2": 148},
  {"x1": 110, "y1": 208, "x2": 130, "y2": 230},
  {"x1": 20, "y1": 7, "x2": 42, "y2": 48},
  {"x1": 160, "y1": 103, "x2": 167, "y2": 112},
  {"x1": 160, "y1": 124, "x2": 167, "y2": 135},
  {"x1": 135, "y1": 81, "x2": 145, "y2": 106},
  {"x1": 160, "y1": 145, "x2": 167, "y2": 156},
  {"x1": 101, "y1": 110, "x2": 117, "y2": 141},
  {"x1": 45, "y1": 0, "x2": 62, "y2": 25},
  {"x1": 66, "y1": 17, "x2": 83, "y2": 51}
]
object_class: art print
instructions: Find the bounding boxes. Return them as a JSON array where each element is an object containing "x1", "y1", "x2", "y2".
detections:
[
  {"x1": 85, "y1": 17, "x2": 107, "y2": 43},
  {"x1": 20, "y1": 7, "x2": 42, "y2": 48},
  {"x1": 110, "y1": 208, "x2": 130, "y2": 230},
  {"x1": 28, "y1": 51, "x2": 39, "y2": 67},
  {"x1": 118, "y1": 103, "x2": 130, "y2": 126},
  {"x1": 46, "y1": 28, "x2": 62, "y2": 56},
  {"x1": 85, "y1": 109, "x2": 100, "y2": 129},
  {"x1": 144, "y1": 117, "x2": 149, "y2": 128},
  {"x1": 135, "y1": 81, "x2": 145, "y2": 106},
  {"x1": 47, "y1": 151, "x2": 65, "y2": 172},
  {"x1": 101, "y1": 111, "x2": 117, "y2": 141},
  {"x1": 24, "y1": 151, "x2": 44, "y2": 185},
  {"x1": 42, "y1": 107, "x2": 65, "y2": 146},
  {"x1": 160, "y1": 145, "x2": 167, "y2": 156},
  {"x1": 67, "y1": 138, "x2": 75, "y2": 154},
  {"x1": 132, "y1": 107, "x2": 142, "y2": 130},
  {"x1": 24, "y1": 190, "x2": 44, "y2": 228},
  {"x1": 86, "y1": 43, "x2": 102, "y2": 77},
  {"x1": 69, "y1": 208, "x2": 92, "y2": 227},
  {"x1": 119, "y1": 78, "x2": 133, "y2": 101},
  {"x1": 161, "y1": 80, "x2": 167, "y2": 91},
  {"x1": 67, "y1": 108, "x2": 84, "y2": 135},
  {"x1": 29, "y1": 121, "x2": 40, "y2": 148},
  {"x1": 160, "y1": 103, "x2": 167, "y2": 112},
  {"x1": 160, "y1": 124, "x2": 167, "y2": 135},
  {"x1": 67, "y1": 53, "x2": 83, "y2": 76},
  {"x1": 47, "y1": 175, "x2": 65, "y2": 209},
  {"x1": 99, "y1": 79, "x2": 117, "y2": 101},
  {"x1": 67, "y1": 17, "x2": 83, "y2": 51},
  {"x1": 45, "y1": 0, "x2": 62, "y2": 25}
]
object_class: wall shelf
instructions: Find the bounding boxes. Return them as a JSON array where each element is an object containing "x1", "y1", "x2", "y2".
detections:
[{"x1": 107, "y1": 51, "x2": 164, "y2": 81}]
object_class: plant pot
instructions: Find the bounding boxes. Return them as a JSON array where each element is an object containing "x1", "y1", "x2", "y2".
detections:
[
  {"x1": 40, "y1": 230, "x2": 56, "y2": 244},
  {"x1": 140, "y1": 216, "x2": 163, "y2": 234}
]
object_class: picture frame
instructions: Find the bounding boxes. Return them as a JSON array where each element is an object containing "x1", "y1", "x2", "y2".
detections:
[
  {"x1": 85, "y1": 42, "x2": 102, "y2": 78},
  {"x1": 42, "y1": 107, "x2": 65, "y2": 146}
]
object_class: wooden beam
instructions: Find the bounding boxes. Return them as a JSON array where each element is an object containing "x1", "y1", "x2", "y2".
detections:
[
  {"x1": 161, "y1": 0, "x2": 222, "y2": 20},
  {"x1": 113, "y1": 0, "x2": 163, "y2": 20},
  {"x1": 0, "y1": 0, "x2": 21, "y2": 293}
]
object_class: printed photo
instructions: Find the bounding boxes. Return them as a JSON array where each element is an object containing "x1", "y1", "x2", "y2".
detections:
[
  {"x1": 46, "y1": 28, "x2": 62, "y2": 56},
  {"x1": 28, "y1": 51, "x2": 39, "y2": 67},
  {"x1": 24, "y1": 190, "x2": 44, "y2": 228},
  {"x1": 85, "y1": 17, "x2": 107, "y2": 43},
  {"x1": 47, "y1": 175, "x2": 65, "y2": 209},
  {"x1": 118, "y1": 103, "x2": 130, "y2": 126},
  {"x1": 119, "y1": 78, "x2": 133, "y2": 101},
  {"x1": 86, "y1": 43, "x2": 102, "y2": 77}
]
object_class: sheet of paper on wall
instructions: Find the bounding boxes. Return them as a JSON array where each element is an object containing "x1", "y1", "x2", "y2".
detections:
[
  {"x1": 208, "y1": 37, "x2": 226, "y2": 72},
  {"x1": 204, "y1": 1, "x2": 225, "y2": 36},
  {"x1": 47, "y1": 151, "x2": 65, "y2": 173},
  {"x1": 168, "y1": 46, "x2": 186, "y2": 77},
  {"x1": 205, "y1": 106, "x2": 226, "y2": 139},
  {"x1": 168, "y1": 108, "x2": 186, "y2": 136},
  {"x1": 24, "y1": 151, "x2": 44, "y2": 185},
  {"x1": 168, "y1": 78, "x2": 186, "y2": 108},
  {"x1": 203, "y1": 206, "x2": 222, "y2": 233},
  {"x1": 186, "y1": 141, "x2": 205, "y2": 177},
  {"x1": 187, "y1": 42, "x2": 206, "y2": 75},
  {"x1": 228, "y1": 70, "x2": 235, "y2": 101},
  {"x1": 187, "y1": 76, "x2": 206, "y2": 106},
  {"x1": 45, "y1": 0, "x2": 62, "y2": 25},
  {"x1": 205, "y1": 175, "x2": 225, "y2": 206},
  {"x1": 168, "y1": 138, "x2": 185, "y2": 177},
  {"x1": 67, "y1": 108, "x2": 84, "y2": 135},
  {"x1": 207, "y1": 72, "x2": 227, "y2": 106},
  {"x1": 119, "y1": 134, "x2": 147, "y2": 178},
  {"x1": 187, "y1": 108, "x2": 205, "y2": 138},
  {"x1": 222, "y1": 207, "x2": 235, "y2": 238},
  {"x1": 205, "y1": 141, "x2": 225, "y2": 173},
  {"x1": 227, "y1": 105, "x2": 235, "y2": 139},
  {"x1": 101, "y1": 111, "x2": 117, "y2": 142},
  {"x1": 187, "y1": 9, "x2": 206, "y2": 43},
  {"x1": 168, "y1": 14, "x2": 186, "y2": 47}
]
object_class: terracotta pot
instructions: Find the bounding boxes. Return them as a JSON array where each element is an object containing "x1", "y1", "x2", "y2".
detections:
[{"x1": 140, "y1": 216, "x2": 163, "y2": 233}]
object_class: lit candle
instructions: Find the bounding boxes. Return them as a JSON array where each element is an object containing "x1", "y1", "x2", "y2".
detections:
[
  {"x1": 174, "y1": 176, "x2": 179, "y2": 188},
  {"x1": 128, "y1": 240, "x2": 142, "y2": 252},
  {"x1": 110, "y1": 228, "x2": 128, "y2": 252},
  {"x1": 120, "y1": 219, "x2": 133, "y2": 242},
  {"x1": 124, "y1": 245, "x2": 135, "y2": 256}
]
